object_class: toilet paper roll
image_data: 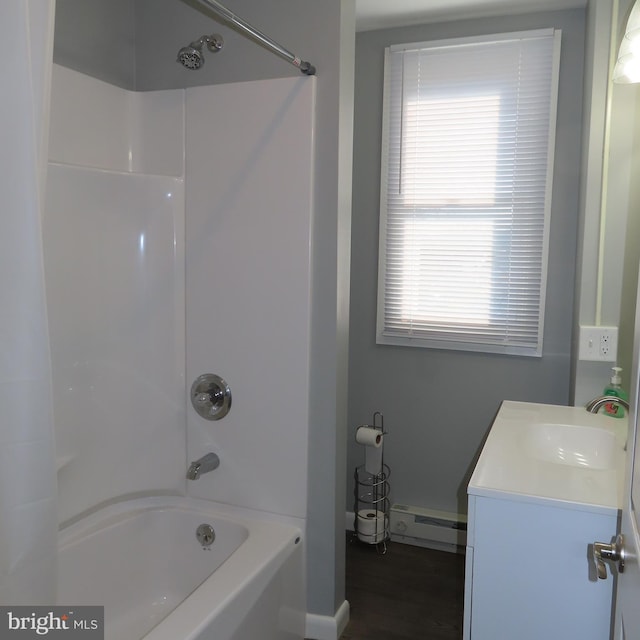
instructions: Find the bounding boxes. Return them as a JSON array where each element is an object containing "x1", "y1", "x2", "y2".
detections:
[
  {"x1": 356, "y1": 426, "x2": 384, "y2": 476},
  {"x1": 355, "y1": 426, "x2": 383, "y2": 448},
  {"x1": 356, "y1": 509, "x2": 386, "y2": 544}
]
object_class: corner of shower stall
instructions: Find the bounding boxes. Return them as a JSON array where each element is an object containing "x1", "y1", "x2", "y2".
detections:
[{"x1": 45, "y1": 62, "x2": 316, "y2": 535}]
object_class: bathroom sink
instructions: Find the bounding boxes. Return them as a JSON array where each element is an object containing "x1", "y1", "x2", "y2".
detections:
[
  {"x1": 469, "y1": 401, "x2": 624, "y2": 511},
  {"x1": 523, "y1": 422, "x2": 617, "y2": 470}
]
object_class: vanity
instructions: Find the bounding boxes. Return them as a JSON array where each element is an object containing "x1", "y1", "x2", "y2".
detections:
[{"x1": 463, "y1": 401, "x2": 627, "y2": 640}]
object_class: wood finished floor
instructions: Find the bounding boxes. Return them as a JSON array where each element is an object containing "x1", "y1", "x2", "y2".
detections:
[{"x1": 340, "y1": 534, "x2": 465, "y2": 640}]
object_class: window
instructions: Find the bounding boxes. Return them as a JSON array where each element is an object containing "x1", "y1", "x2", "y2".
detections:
[{"x1": 377, "y1": 30, "x2": 561, "y2": 356}]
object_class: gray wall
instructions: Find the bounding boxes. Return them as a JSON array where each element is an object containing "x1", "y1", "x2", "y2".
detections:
[
  {"x1": 52, "y1": 0, "x2": 354, "y2": 621},
  {"x1": 53, "y1": 0, "x2": 136, "y2": 89},
  {"x1": 348, "y1": 9, "x2": 586, "y2": 517}
]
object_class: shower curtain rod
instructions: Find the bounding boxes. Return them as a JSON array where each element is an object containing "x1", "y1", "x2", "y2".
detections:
[{"x1": 193, "y1": 0, "x2": 316, "y2": 75}]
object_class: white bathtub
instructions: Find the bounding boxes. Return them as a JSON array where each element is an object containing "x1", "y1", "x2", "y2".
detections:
[{"x1": 57, "y1": 496, "x2": 305, "y2": 640}]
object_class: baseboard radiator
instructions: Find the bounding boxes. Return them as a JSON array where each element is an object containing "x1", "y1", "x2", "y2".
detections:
[{"x1": 389, "y1": 503, "x2": 467, "y2": 553}]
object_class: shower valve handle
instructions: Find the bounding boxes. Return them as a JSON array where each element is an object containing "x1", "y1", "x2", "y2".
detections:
[{"x1": 190, "y1": 374, "x2": 231, "y2": 420}]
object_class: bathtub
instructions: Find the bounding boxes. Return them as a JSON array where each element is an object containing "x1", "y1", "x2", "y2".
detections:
[{"x1": 57, "y1": 496, "x2": 305, "y2": 640}]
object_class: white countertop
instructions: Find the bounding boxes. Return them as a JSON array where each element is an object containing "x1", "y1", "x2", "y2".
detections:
[{"x1": 468, "y1": 401, "x2": 627, "y2": 515}]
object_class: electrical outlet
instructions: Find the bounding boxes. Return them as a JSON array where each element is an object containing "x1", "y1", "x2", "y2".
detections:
[{"x1": 578, "y1": 325, "x2": 618, "y2": 362}]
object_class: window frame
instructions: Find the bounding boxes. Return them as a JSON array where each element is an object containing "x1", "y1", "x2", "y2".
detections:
[{"x1": 376, "y1": 29, "x2": 562, "y2": 357}]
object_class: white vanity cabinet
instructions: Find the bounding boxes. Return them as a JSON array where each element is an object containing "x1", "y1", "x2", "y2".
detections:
[
  {"x1": 464, "y1": 494, "x2": 616, "y2": 640},
  {"x1": 463, "y1": 401, "x2": 625, "y2": 640}
]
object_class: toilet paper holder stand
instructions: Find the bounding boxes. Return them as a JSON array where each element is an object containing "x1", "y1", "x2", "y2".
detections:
[{"x1": 353, "y1": 411, "x2": 390, "y2": 552}]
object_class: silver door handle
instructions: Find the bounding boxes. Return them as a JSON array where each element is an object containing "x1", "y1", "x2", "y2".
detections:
[{"x1": 593, "y1": 534, "x2": 625, "y2": 579}]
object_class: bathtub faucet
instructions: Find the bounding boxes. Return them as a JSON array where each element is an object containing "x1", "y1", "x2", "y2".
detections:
[{"x1": 187, "y1": 452, "x2": 220, "y2": 480}]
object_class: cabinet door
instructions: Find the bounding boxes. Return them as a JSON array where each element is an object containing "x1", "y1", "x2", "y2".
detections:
[{"x1": 470, "y1": 496, "x2": 614, "y2": 640}]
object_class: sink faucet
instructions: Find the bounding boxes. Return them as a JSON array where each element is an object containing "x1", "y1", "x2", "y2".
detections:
[
  {"x1": 585, "y1": 395, "x2": 630, "y2": 414},
  {"x1": 187, "y1": 452, "x2": 220, "y2": 480}
]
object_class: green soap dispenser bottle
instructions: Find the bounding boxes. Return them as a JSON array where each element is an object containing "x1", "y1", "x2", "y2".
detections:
[{"x1": 602, "y1": 366, "x2": 628, "y2": 418}]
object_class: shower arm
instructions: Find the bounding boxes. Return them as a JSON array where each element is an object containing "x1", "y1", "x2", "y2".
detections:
[{"x1": 193, "y1": 0, "x2": 316, "y2": 75}]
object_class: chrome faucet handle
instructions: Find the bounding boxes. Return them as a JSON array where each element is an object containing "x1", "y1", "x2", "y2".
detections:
[{"x1": 191, "y1": 375, "x2": 231, "y2": 421}]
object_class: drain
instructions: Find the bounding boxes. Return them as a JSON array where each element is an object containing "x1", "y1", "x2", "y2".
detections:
[{"x1": 196, "y1": 523, "x2": 215, "y2": 548}]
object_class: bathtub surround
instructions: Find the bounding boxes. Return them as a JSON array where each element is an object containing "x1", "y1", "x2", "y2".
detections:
[
  {"x1": 0, "y1": 0, "x2": 58, "y2": 604},
  {"x1": 46, "y1": 63, "x2": 315, "y2": 524}
]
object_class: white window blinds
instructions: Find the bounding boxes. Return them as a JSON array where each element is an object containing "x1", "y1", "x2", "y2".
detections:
[{"x1": 377, "y1": 30, "x2": 561, "y2": 356}]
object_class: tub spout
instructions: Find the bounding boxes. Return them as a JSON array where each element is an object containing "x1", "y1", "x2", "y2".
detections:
[{"x1": 187, "y1": 452, "x2": 220, "y2": 480}]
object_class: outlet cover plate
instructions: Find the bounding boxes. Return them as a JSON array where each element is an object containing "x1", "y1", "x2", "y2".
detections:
[{"x1": 578, "y1": 325, "x2": 618, "y2": 362}]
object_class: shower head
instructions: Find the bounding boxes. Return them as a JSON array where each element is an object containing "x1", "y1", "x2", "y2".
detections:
[
  {"x1": 177, "y1": 34, "x2": 224, "y2": 70},
  {"x1": 177, "y1": 45, "x2": 204, "y2": 70}
]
